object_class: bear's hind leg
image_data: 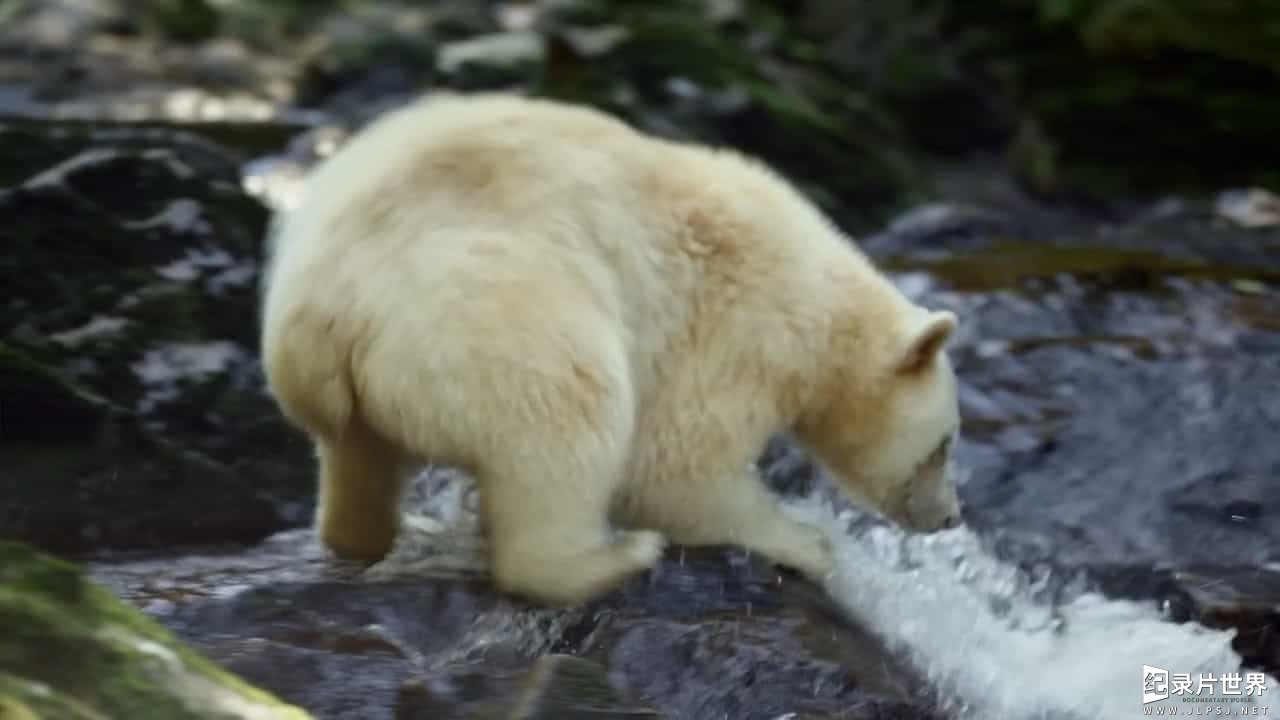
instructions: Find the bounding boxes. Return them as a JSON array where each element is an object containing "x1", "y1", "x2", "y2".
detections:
[
  {"x1": 479, "y1": 439, "x2": 666, "y2": 606},
  {"x1": 484, "y1": 489, "x2": 667, "y2": 606},
  {"x1": 314, "y1": 422, "x2": 409, "y2": 562}
]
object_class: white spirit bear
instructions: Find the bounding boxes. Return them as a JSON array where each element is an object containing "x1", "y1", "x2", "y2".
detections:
[{"x1": 260, "y1": 93, "x2": 963, "y2": 606}]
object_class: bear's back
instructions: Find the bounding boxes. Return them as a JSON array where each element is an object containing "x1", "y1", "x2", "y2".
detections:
[
  {"x1": 264, "y1": 93, "x2": 886, "y2": 390},
  {"x1": 294, "y1": 94, "x2": 654, "y2": 240}
]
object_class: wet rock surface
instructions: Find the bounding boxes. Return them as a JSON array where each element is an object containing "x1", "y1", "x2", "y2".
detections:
[
  {"x1": 88, "y1": 470, "x2": 943, "y2": 719},
  {"x1": 865, "y1": 188, "x2": 1280, "y2": 573},
  {"x1": 1088, "y1": 564, "x2": 1280, "y2": 675},
  {"x1": 395, "y1": 653, "x2": 669, "y2": 719}
]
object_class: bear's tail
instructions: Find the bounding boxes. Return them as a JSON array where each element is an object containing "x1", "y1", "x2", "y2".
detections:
[{"x1": 260, "y1": 302, "x2": 356, "y2": 442}]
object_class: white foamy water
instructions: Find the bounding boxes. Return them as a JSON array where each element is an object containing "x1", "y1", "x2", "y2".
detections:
[
  {"x1": 372, "y1": 469, "x2": 1275, "y2": 720},
  {"x1": 782, "y1": 496, "x2": 1277, "y2": 720}
]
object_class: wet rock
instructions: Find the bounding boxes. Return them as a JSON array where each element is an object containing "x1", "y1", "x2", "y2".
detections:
[
  {"x1": 859, "y1": 201, "x2": 1027, "y2": 260},
  {"x1": 398, "y1": 654, "x2": 666, "y2": 720},
  {"x1": 848, "y1": 191, "x2": 1280, "y2": 661},
  {"x1": 1171, "y1": 566, "x2": 1280, "y2": 674},
  {"x1": 503, "y1": 654, "x2": 665, "y2": 719},
  {"x1": 85, "y1": 469, "x2": 944, "y2": 720},
  {"x1": 0, "y1": 541, "x2": 312, "y2": 719},
  {"x1": 1082, "y1": 564, "x2": 1280, "y2": 677},
  {"x1": 1216, "y1": 187, "x2": 1280, "y2": 229},
  {"x1": 0, "y1": 120, "x2": 314, "y2": 553}
]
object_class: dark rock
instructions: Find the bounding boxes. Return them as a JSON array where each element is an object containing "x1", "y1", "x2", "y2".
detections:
[
  {"x1": 859, "y1": 201, "x2": 1027, "y2": 260},
  {"x1": 397, "y1": 654, "x2": 666, "y2": 720},
  {"x1": 1083, "y1": 564, "x2": 1280, "y2": 677},
  {"x1": 862, "y1": 193, "x2": 1280, "y2": 574},
  {"x1": 0, "y1": 120, "x2": 314, "y2": 553},
  {"x1": 1172, "y1": 566, "x2": 1280, "y2": 674},
  {"x1": 396, "y1": 672, "x2": 525, "y2": 720},
  {"x1": 85, "y1": 494, "x2": 944, "y2": 720},
  {"x1": 505, "y1": 655, "x2": 665, "y2": 719}
]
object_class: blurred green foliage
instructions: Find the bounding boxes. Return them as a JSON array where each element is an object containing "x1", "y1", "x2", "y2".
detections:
[
  {"x1": 937, "y1": 0, "x2": 1280, "y2": 192},
  {"x1": 128, "y1": 0, "x2": 1280, "y2": 202}
]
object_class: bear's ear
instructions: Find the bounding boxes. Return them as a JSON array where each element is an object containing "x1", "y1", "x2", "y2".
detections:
[{"x1": 897, "y1": 310, "x2": 957, "y2": 374}]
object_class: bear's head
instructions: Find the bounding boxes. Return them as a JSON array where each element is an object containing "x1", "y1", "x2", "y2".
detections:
[{"x1": 799, "y1": 307, "x2": 963, "y2": 533}]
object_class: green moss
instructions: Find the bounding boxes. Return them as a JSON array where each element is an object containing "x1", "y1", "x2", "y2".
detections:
[
  {"x1": 1007, "y1": 118, "x2": 1061, "y2": 195},
  {"x1": 143, "y1": 0, "x2": 220, "y2": 43},
  {"x1": 1039, "y1": 0, "x2": 1280, "y2": 70},
  {"x1": 0, "y1": 675, "x2": 104, "y2": 720},
  {"x1": 0, "y1": 542, "x2": 313, "y2": 720},
  {"x1": 926, "y1": 0, "x2": 1280, "y2": 194}
]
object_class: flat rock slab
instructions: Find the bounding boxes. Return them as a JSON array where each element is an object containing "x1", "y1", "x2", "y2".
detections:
[
  {"x1": 88, "y1": 516, "x2": 943, "y2": 720},
  {"x1": 398, "y1": 654, "x2": 667, "y2": 719}
]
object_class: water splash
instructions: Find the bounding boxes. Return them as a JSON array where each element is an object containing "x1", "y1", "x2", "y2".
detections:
[{"x1": 781, "y1": 496, "x2": 1276, "y2": 720}]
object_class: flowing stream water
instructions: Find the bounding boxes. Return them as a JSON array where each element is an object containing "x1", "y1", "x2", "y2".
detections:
[{"x1": 781, "y1": 496, "x2": 1276, "y2": 720}]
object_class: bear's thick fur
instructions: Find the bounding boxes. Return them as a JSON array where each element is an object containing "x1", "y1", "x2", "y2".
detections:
[{"x1": 260, "y1": 93, "x2": 962, "y2": 606}]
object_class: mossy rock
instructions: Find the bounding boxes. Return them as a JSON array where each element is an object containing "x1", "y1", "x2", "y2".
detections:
[
  {"x1": 0, "y1": 542, "x2": 313, "y2": 719},
  {"x1": 782, "y1": 0, "x2": 1280, "y2": 195},
  {"x1": 134, "y1": 0, "x2": 221, "y2": 43}
]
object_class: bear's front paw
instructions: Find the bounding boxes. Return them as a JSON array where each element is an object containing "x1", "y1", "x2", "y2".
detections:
[
  {"x1": 618, "y1": 529, "x2": 668, "y2": 568},
  {"x1": 774, "y1": 523, "x2": 836, "y2": 581},
  {"x1": 810, "y1": 531, "x2": 837, "y2": 578}
]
